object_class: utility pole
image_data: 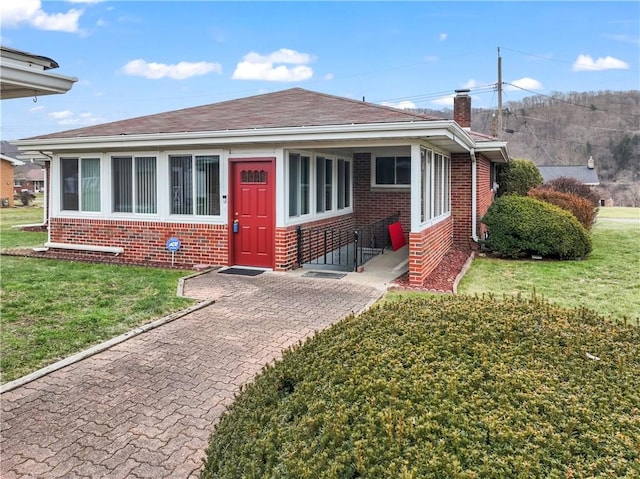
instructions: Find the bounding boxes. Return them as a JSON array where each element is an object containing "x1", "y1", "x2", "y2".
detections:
[{"x1": 497, "y1": 47, "x2": 503, "y2": 140}]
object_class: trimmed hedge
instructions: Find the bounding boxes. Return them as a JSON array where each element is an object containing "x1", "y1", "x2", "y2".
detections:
[
  {"x1": 528, "y1": 186, "x2": 598, "y2": 230},
  {"x1": 201, "y1": 295, "x2": 640, "y2": 479},
  {"x1": 482, "y1": 195, "x2": 592, "y2": 259},
  {"x1": 496, "y1": 158, "x2": 543, "y2": 197}
]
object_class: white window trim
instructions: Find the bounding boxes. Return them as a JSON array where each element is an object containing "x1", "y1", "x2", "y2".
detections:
[
  {"x1": 371, "y1": 150, "x2": 412, "y2": 189},
  {"x1": 418, "y1": 146, "x2": 451, "y2": 230},
  {"x1": 52, "y1": 150, "x2": 227, "y2": 224},
  {"x1": 285, "y1": 149, "x2": 353, "y2": 226}
]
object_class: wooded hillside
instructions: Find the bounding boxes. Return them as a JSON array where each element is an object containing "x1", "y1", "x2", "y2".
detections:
[{"x1": 416, "y1": 90, "x2": 640, "y2": 206}]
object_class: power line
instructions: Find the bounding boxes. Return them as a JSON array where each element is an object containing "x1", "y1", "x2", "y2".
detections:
[{"x1": 503, "y1": 82, "x2": 640, "y2": 118}]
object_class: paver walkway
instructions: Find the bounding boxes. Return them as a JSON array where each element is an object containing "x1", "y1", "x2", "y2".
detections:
[{"x1": 1, "y1": 270, "x2": 381, "y2": 478}]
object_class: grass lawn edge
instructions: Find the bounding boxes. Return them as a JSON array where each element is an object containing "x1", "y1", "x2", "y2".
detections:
[{"x1": 0, "y1": 299, "x2": 214, "y2": 394}]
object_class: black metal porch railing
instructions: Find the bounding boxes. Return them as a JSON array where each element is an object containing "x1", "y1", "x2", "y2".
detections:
[{"x1": 296, "y1": 212, "x2": 400, "y2": 272}]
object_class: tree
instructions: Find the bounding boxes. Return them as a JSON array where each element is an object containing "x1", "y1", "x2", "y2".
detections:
[{"x1": 496, "y1": 158, "x2": 543, "y2": 196}]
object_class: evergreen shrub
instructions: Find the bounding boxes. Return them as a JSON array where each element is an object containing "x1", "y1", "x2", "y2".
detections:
[
  {"x1": 481, "y1": 195, "x2": 592, "y2": 259},
  {"x1": 201, "y1": 295, "x2": 640, "y2": 479},
  {"x1": 528, "y1": 186, "x2": 598, "y2": 230},
  {"x1": 496, "y1": 158, "x2": 543, "y2": 196}
]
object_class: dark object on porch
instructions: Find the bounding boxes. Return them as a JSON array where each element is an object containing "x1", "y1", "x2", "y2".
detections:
[
  {"x1": 296, "y1": 212, "x2": 400, "y2": 272},
  {"x1": 301, "y1": 271, "x2": 347, "y2": 280},
  {"x1": 219, "y1": 268, "x2": 264, "y2": 276}
]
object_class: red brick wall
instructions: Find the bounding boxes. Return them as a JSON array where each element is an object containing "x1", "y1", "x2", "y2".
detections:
[
  {"x1": 451, "y1": 154, "x2": 472, "y2": 249},
  {"x1": 49, "y1": 218, "x2": 228, "y2": 267},
  {"x1": 353, "y1": 153, "x2": 410, "y2": 239},
  {"x1": 408, "y1": 216, "x2": 453, "y2": 285},
  {"x1": 1, "y1": 160, "x2": 15, "y2": 208}
]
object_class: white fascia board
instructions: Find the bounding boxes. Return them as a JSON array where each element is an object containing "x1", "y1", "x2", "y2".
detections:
[
  {"x1": 1, "y1": 62, "x2": 77, "y2": 99},
  {"x1": 15, "y1": 121, "x2": 476, "y2": 152}
]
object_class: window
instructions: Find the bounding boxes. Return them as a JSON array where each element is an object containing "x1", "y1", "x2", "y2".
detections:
[
  {"x1": 112, "y1": 156, "x2": 157, "y2": 214},
  {"x1": 61, "y1": 157, "x2": 100, "y2": 212},
  {"x1": 375, "y1": 156, "x2": 410, "y2": 186},
  {"x1": 289, "y1": 153, "x2": 310, "y2": 217},
  {"x1": 170, "y1": 154, "x2": 220, "y2": 216},
  {"x1": 288, "y1": 152, "x2": 351, "y2": 219},
  {"x1": 421, "y1": 148, "x2": 450, "y2": 223},
  {"x1": 316, "y1": 156, "x2": 333, "y2": 213},
  {"x1": 337, "y1": 158, "x2": 351, "y2": 209}
]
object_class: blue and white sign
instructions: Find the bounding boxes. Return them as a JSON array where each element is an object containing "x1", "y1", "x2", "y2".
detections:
[{"x1": 166, "y1": 237, "x2": 181, "y2": 252}]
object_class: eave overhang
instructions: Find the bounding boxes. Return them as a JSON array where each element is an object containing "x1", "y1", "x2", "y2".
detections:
[
  {"x1": 0, "y1": 58, "x2": 78, "y2": 100},
  {"x1": 14, "y1": 120, "x2": 478, "y2": 154}
]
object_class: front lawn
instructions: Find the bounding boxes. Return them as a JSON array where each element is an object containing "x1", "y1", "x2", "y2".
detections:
[
  {"x1": 458, "y1": 209, "x2": 640, "y2": 324},
  {"x1": 202, "y1": 295, "x2": 640, "y2": 478},
  {"x1": 0, "y1": 257, "x2": 194, "y2": 383}
]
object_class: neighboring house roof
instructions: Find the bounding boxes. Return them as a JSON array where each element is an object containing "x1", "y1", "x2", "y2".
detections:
[
  {"x1": 0, "y1": 153, "x2": 25, "y2": 166},
  {"x1": 16, "y1": 88, "x2": 509, "y2": 162},
  {"x1": 14, "y1": 165, "x2": 44, "y2": 181},
  {"x1": 537, "y1": 165, "x2": 600, "y2": 186},
  {"x1": 0, "y1": 46, "x2": 77, "y2": 100}
]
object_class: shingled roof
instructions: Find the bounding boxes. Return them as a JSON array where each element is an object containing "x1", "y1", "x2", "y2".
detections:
[{"x1": 28, "y1": 88, "x2": 444, "y2": 140}]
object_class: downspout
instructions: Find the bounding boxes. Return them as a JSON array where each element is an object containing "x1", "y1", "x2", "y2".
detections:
[
  {"x1": 39, "y1": 151, "x2": 53, "y2": 245},
  {"x1": 470, "y1": 149, "x2": 479, "y2": 242}
]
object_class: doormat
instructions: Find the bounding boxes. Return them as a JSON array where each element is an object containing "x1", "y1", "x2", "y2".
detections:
[
  {"x1": 302, "y1": 271, "x2": 347, "y2": 280},
  {"x1": 219, "y1": 268, "x2": 264, "y2": 276}
]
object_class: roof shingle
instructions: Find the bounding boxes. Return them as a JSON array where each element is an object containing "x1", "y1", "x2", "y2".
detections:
[{"x1": 28, "y1": 88, "x2": 444, "y2": 140}]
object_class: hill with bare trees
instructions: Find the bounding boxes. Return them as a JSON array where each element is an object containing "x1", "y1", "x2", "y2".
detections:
[{"x1": 415, "y1": 90, "x2": 640, "y2": 206}]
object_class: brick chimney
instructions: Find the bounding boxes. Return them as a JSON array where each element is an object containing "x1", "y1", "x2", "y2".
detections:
[{"x1": 453, "y1": 89, "x2": 471, "y2": 129}]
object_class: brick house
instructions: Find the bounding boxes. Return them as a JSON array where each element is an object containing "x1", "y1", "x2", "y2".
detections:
[
  {"x1": 1, "y1": 153, "x2": 24, "y2": 208},
  {"x1": 14, "y1": 88, "x2": 508, "y2": 285}
]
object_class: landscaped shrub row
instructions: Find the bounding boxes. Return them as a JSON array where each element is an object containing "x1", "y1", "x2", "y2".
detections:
[
  {"x1": 482, "y1": 195, "x2": 592, "y2": 259},
  {"x1": 528, "y1": 187, "x2": 598, "y2": 230},
  {"x1": 201, "y1": 295, "x2": 639, "y2": 479}
]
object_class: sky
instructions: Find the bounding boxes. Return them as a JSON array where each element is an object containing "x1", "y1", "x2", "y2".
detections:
[{"x1": 1, "y1": 0, "x2": 638, "y2": 141}]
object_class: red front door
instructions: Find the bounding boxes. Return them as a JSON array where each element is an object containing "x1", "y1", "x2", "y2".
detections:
[{"x1": 230, "y1": 158, "x2": 275, "y2": 268}]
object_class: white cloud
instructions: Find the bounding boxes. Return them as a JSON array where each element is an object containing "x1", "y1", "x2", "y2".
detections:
[
  {"x1": 506, "y1": 77, "x2": 543, "y2": 91},
  {"x1": 122, "y1": 59, "x2": 222, "y2": 80},
  {"x1": 49, "y1": 110, "x2": 73, "y2": 120},
  {"x1": 604, "y1": 34, "x2": 640, "y2": 45},
  {"x1": 439, "y1": 33, "x2": 448, "y2": 42},
  {"x1": 0, "y1": 0, "x2": 83, "y2": 33},
  {"x1": 423, "y1": 55, "x2": 438, "y2": 63},
  {"x1": 381, "y1": 100, "x2": 417, "y2": 110},
  {"x1": 324, "y1": 73, "x2": 334, "y2": 80},
  {"x1": 431, "y1": 95, "x2": 455, "y2": 107},
  {"x1": 572, "y1": 54, "x2": 629, "y2": 72},
  {"x1": 48, "y1": 110, "x2": 104, "y2": 126},
  {"x1": 462, "y1": 79, "x2": 479, "y2": 89},
  {"x1": 232, "y1": 48, "x2": 314, "y2": 82},
  {"x1": 29, "y1": 105, "x2": 45, "y2": 112}
]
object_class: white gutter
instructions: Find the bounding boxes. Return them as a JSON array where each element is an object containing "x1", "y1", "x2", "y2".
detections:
[
  {"x1": 0, "y1": 59, "x2": 77, "y2": 99},
  {"x1": 14, "y1": 121, "x2": 477, "y2": 152},
  {"x1": 470, "y1": 148, "x2": 479, "y2": 242}
]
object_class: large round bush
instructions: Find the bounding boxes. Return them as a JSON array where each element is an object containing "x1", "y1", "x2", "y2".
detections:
[
  {"x1": 482, "y1": 195, "x2": 592, "y2": 259},
  {"x1": 201, "y1": 295, "x2": 639, "y2": 479}
]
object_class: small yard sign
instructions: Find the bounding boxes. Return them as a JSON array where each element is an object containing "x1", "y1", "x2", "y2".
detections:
[{"x1": 166, "y1": 236, "x2": 181, "y2": 266}]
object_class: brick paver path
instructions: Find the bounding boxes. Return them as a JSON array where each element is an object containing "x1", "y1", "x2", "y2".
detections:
[{"x1": 1, "y1": 271, "x2": 381, "y2": 478}]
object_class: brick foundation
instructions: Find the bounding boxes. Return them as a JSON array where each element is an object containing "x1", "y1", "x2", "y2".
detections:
[
  {"x1": 49, "y1": 218, "x2": 228, "y2": 268},
  {"x1": 408, "y1": 216, "x2": 453, "y2": 285}
]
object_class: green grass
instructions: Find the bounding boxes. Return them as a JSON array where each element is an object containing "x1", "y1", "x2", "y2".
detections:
[
  {"x1": 0, "y1": 198, "x2": 47, "y2": 249},
  {"x1": 202, "y1": 295, "x2": 640, "y2": 478},
  {"x1": 598, "y1": 206, "x2": 640, "y2": 219},
  {"x1": 457, "y1": 209, "x2": 639, "y2": 324},
  {"x1": 1, "y1": 200, "x2": 195, "y2": 383},
  {"x1": 0, "y1": 257, "x2": 194, "y2": 383}
]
